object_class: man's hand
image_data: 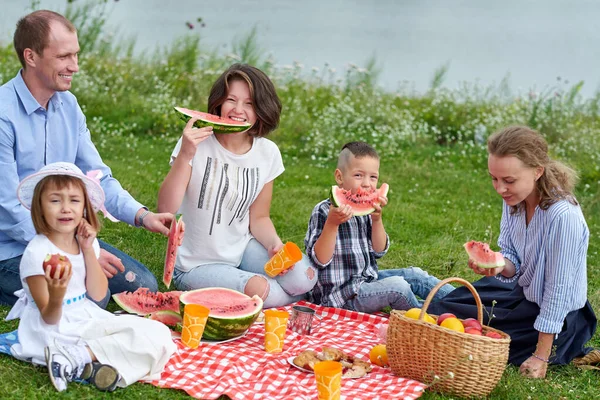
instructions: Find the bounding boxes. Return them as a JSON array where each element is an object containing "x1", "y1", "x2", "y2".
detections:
[
  {"x1": 141, "y1": 212, "x2": 174, "y2": 236},
  {"x1": 98, "y1": 248, "x2": 125, "y2": 278}
]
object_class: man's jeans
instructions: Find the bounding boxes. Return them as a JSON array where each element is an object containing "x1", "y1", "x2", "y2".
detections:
[{"x1": 0, "y1": 240, "x2": 158, "y2": 308}]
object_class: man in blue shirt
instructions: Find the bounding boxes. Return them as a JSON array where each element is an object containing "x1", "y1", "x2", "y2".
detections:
[{"x1": 0, "y1": 10, "x2": 173, "y2": 306}]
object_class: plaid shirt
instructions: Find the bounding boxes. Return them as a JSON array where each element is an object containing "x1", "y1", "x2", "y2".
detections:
[{"x1": 304, "y1": 199, "x2": 389, "y2": 308}]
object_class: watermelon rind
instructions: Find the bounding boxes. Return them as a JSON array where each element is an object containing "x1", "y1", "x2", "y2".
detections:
[
  {"x1": 329, "y1": 183, "x2": 389, "y2": 217},
  {"x1": 179, "y1": 287, "x2": 263, "y2": 340},
  {"x1": 464, "y1": 241, "x2": 506, "y2": 269},
  {"x1": 147, "y1": 310, "x2": 183, "y2": 327},
  {"x1": 174, "y1": 106, "x2": 252, "y2": 134}
]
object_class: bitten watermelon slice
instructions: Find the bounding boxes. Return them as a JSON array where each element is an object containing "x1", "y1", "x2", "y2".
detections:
[
  {"x1": 164, "y1": 216, "x2": 185, "y2": 288},
  {"x1": 174, "y1": 106, "x2": 252, "y2": 134},
  {"x1": 330, "y1": 183, "x2": 389, "y2": 216},
  {"x1": 147, "y1": 310, "x2": 183, "y2": 327},
  {"x1": 112, "y1": 288, "x2": 183, "y2": 315},
  {"x1": 464, "y1": 241, "x2": 506, "y2": 269},
  {"x1": 179, "y1": 287, "x2": 263, "y2": 340}
]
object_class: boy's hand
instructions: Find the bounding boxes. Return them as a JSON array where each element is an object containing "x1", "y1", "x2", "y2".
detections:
[
  {"x1": 76, "y1": 220, "x2": 97, "y2": 250},
  {"x1": 371, "y1": 195, "x2": 388, "y2": 222},
  {"x1": 45, "y1": 261, "x2": 72, "y2": 302},
  {"x1": 326, "y1": 204, "x2": 353, "y2": 226}
]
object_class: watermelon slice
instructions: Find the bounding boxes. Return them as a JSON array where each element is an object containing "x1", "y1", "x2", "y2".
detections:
[
  {"x1": 330, "y1": 183, "x2": 389, "y2": 216},
  {"x1": 112, "y1": 288, "x2": 183, "y2": 315},
  {"x1": 464, "y1": 241, "x2": 506, "y2": 269},
  {"x1": 179, "y1": 287, "x2": 263, "y2": 340},
  {"x1": 174, "y1": 106, "x2": 252, "y2": 134},
  {"x1": 147, "y1": 310, "x2": 183, "y2": 327},
  {"x1": 164, "y1": 216, "x2": 185, "y2": 288}
]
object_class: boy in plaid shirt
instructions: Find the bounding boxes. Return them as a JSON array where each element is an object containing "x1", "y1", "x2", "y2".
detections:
[{"x1": 305, "y1": 142, "x2": 454, "y2": 312}]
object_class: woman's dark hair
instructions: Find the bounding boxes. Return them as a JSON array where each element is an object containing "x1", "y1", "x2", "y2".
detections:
[{"x1": 208, "y1": 64, "x2": 281, "y2": 137}]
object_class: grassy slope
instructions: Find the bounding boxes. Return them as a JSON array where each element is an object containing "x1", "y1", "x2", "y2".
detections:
[{"x1": 0, "y1": 133, "x2": 597, "y2": 399}]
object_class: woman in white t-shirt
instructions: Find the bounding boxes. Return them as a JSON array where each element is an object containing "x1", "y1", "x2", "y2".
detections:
[{"x1": 158, "y1": 64, "x2": 317, "y2": 307}]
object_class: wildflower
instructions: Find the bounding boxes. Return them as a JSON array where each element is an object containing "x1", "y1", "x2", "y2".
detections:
[{"x1": 447, "y1": 372, "x2": 455, "y2": 379}]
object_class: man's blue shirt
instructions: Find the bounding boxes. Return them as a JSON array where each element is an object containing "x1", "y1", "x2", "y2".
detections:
[{"x1": 0, "y1": 70, "x2": 143, "y2": 260}]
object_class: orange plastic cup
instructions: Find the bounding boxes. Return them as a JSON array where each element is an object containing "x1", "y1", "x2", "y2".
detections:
[
  {"x1": 264, "y1": 309, "x2": 289, "y2": 353},
  {"x1": 181, "y1": 304, "x2": 210, "y2": 349},
  {"x1": 264, "y1": 242, "x2": 303, "y2": 277},
  {"x1": 314, "y1": 361, "x2": 342, "y2": 400}
]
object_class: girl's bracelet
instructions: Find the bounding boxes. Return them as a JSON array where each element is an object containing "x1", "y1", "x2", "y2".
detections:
[{"x1": 531, "y1": 353, "x2": 550, "y2": 363}]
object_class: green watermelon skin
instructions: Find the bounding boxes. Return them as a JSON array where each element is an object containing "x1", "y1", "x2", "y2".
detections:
[
  {"x1": 174, "y1": 107, "x2": 252, "y2": 134},
  {"x1": 179, "y1": 287, "x2": 263, "y2": 340}
]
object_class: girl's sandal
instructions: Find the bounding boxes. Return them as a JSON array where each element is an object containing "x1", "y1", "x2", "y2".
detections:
[{"x1": 80, "y1": 362, "x2": 121, "y2": 392}]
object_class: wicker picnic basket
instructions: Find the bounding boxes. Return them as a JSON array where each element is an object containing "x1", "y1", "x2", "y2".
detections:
[{"x1": 387, "y1": 277, "x2": 510, "y2": 398}]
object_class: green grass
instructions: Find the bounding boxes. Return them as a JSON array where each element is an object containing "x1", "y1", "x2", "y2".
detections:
[
  {"x1": 0, "y1": 136, "x2": 598, "y2": 399},
  {"x1": 1, "y1": 1, "x2": 600, "y2": 397}
]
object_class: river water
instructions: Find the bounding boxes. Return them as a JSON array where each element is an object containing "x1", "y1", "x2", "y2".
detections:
[{"x1": 1, "y1": 0, "x2": 599, "y2": 96}]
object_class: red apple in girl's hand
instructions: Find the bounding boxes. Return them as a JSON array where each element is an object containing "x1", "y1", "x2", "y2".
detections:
[
  {"x1": 436, "y1": 313, "x2": 456, "y2": 326},
  {"x1": 42, "y1": 253, "x2": 71, "y2": 278}
]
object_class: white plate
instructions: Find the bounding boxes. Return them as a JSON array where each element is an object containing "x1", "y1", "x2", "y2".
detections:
[
  {"x1": 201, "y1": 330, "x2": 248, "y2": 344},
  {"x1": 287, "y1": 356, "x2": 314, "y2": 373},
  {"x1": 171, "y1": 330, "x2": 248, "y2": 343},
  {"x1": 287, "y1": 355, "x2": 368, "y2": 379}
]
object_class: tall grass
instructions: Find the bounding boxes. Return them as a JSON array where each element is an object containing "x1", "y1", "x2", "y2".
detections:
[{"x1": 0, "y1": 1, "x2": 599, "y2": 399}]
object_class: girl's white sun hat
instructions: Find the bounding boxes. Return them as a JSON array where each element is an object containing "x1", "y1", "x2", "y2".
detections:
[{"x1": 17, "y1": 162, "x2": 106, "y2": 212}]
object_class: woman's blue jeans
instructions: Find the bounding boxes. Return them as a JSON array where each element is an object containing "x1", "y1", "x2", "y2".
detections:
[{"x1": 173, "y1": 239, "x2": 318, "y2": 308}]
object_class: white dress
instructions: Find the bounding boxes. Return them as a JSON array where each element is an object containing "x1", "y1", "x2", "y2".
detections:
[{"x1": 6, "y1": 234, "x2": 176, "y2": 386}]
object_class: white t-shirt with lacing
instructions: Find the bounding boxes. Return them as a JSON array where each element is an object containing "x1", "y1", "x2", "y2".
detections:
[{"x1": 170, "y1": 134, "x2": 284, "y2": 271}]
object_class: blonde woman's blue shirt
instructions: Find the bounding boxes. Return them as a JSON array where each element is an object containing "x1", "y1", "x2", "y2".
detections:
[
  {"x1": 0, "y1": 71, "x2": 144, "y2": 260},
  {"x1": 496, "y1": 199, "x2": 589, "y2": 333}
]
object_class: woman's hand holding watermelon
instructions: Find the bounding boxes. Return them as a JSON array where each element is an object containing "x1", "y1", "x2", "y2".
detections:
[
  {"x1": 467, "y1": 258, "x2": 505, "y2": 277},
  {"x1": 180, "y1": 117, "x2": 214, "y2": 161}
]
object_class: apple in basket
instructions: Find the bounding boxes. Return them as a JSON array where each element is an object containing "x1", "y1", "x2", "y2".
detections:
[
  {"x1": 436, "y1": 313, "x2": 457, "y2": 326},
  {"x1": 43, "y1": 253, "x2": 71, "y2": 278},
  {"x1": 464, "y1": 327, "x2": 483, "y2": 336},
  {"x1": 485, "y1": 331, "x2": 503, "y2": 339},
  {"x1": 462, "y1": 318, "x2": 483, "y2": 331}
]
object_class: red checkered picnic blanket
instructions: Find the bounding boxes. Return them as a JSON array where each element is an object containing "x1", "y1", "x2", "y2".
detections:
[{"x1": 151, "y1": 301, "x2": 425, "y2": 399}]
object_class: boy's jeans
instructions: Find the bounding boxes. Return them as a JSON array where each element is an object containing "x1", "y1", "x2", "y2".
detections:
[{"x1": 345, "y1": 267, "x2": 455, "y2": 313}]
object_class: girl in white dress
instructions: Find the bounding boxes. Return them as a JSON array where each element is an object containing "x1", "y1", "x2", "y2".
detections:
[{"x1": 6, "y1": 162, "x2": 176, "y2": 392}]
